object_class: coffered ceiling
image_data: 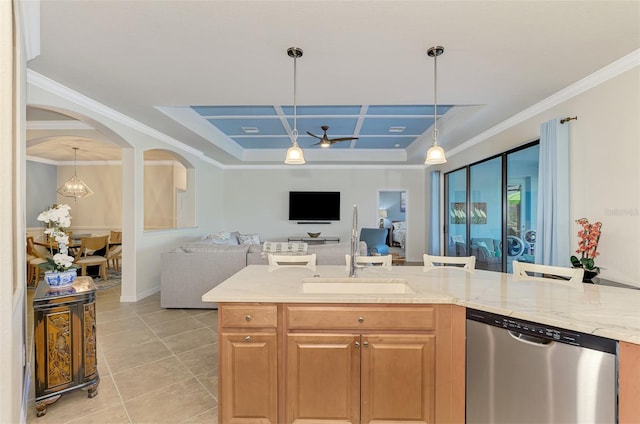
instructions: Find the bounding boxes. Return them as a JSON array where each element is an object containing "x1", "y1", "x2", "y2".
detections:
[{"x1": 25, "y1": 1, "x2": 640, "y2": 165}]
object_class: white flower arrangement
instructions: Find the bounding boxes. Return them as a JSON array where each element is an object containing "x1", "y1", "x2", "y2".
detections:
[{"x1": 37, "y1": 204, "x2": 76, "y2": 272}]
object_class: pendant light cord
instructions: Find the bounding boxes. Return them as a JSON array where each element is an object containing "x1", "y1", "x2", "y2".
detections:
[
  {"x1": 433, "y1": 52, "x2": 438, "y2": 144},
  {"x1": 292, "y1": 53, "x2": 298, "y2": 142}
]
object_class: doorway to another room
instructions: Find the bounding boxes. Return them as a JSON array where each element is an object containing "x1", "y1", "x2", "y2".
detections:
[{"x1": 378, "y1": 190, "x2": 407, "y2": 261}]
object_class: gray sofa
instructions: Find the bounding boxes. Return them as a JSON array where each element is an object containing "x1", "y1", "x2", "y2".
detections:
[{"x1": 161, "y1": 241, "x2": 365, "y2": 309}]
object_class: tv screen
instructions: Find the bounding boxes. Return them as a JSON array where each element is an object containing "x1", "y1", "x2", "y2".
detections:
[{"x1": 289, "y1": 191, "x2": 340, "y2": 221}]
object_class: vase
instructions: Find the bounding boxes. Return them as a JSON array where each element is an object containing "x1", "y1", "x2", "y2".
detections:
[
  {"x1": 44, "y1": 268, "x2": 77, "y2": 288},
  {"x1": 582, "y1": 270, "x2": 599, "y2": 283}
]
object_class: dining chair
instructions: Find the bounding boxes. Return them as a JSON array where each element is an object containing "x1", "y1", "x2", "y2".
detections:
[
  {"x1": 423, "y1": 254, "x2": 476, "y2": 271},
  {"x1": 26, "y1": 236, "x2": 49, "y2": 287},
  {"x1": 106, "y1": 230, "x2": 123, "y2": 271},
  {"x1": 512, "y1": 260, "x2": 584, "y2": 284},
  {"x1": 345, "y1": 254, "x2": 392, "y2": 270},
  {"x1": 268, "y1": 254, "x2": 316, "y2": 271},
  {"x1": 105, "y1": 245, "x2": 122, "y2": 272},
  {"x1": 74, "y1": 235, "x2": 109, "y2": 281}
]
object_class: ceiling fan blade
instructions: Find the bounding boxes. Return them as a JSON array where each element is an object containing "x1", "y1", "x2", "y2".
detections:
[
  {"x1": 328, "y1": 137, "x2": 359, "y2": 142},
  {"x1": 306, "y1": 131, "x2": 322, "y2": 139}
]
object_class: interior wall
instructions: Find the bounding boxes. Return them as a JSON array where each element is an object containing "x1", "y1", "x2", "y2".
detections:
[
  {"x1": 222, "y1": 167, "x2": 425, "y2": 261},
  {"x1": 432, "y1": 67, "x2": 640, "y2": 286},
  {"x1": 26, "y1": 160, "x2": 56, "y2": 227},
  {"x1": 55, "y1": 164, "x2": 122, "y2": 230}
]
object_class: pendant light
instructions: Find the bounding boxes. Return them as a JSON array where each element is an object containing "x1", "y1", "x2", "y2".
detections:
[
  {"x1": 425, "y1": 45, "x2": 447, "y2": 165},
  {"x1": 57, "y1": 147, "x2": 94, "y2": 200},
  {"x1": 285, "y1": 47, "x2": 305, "y2": 164}
]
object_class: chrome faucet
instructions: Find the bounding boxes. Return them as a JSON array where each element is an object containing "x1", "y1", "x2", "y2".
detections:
[{"x1": 349, "y1": 204, "x2": 358, "y2": 277}]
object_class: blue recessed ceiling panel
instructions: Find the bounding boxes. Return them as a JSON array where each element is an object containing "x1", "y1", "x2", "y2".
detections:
[
  {"x1": 232, "y1": 137, "x2": 292, "y2": 149},
  {"x1": 288, "y1": 117, "x2": 358, "y2": 136},
  {"x1": 193, "y1": 106, "x2": 277, "y2": 116},
  {"x1": 281, "y1": 105, "x2": 361, "y2": 116},
  {"x1": 207, "y1": 118, "x2": 286, "y2": 136},
  {"x1": 359, "y1": 117, "x2": 432, "y2": 135},
  {"x1": 355, "y1": 136, "x2": 416, "y2": 149},
  {"x1": 173, "y1": 104, "x2": 457, "y2": 155}
]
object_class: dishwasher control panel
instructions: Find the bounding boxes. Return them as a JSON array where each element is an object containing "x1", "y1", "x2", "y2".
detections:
[{"x1": 466, "y1": 308, "x2": 617, "y2": 354}]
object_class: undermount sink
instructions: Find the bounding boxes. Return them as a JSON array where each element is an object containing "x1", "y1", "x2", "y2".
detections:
[{"x1": 301, "y1": 277, "x2": 415, "y2": 294}]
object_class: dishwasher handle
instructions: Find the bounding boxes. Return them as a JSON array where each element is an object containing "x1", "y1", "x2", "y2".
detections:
[{"x1": 508, "y1": 330, "x2": 554, "y2": 346}]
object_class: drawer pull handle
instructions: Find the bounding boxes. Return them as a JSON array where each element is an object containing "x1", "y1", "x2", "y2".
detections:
[
  {"x1": 358, "y1": 317, "x2": 365, "y2": 323},
  {"x1": 355, "y1": 341, "x2": 360, "y2": 348},
  {"x1": 244, "y1": 336, "x2": 251, "y2": 342},
  {"x1": 363, "y1": 341, "x2": 369, "y2": 348},
  {"x1": 245, "y1": 315, "x2": 252, "y2": 321}
]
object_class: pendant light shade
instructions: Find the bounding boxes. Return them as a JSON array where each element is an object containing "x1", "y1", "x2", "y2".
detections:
[
  {"x1": 425, "y1": 45, "x2": 447, "y2": 165},
  {"x1": 285, "y1": 144, "x2": 305, "y2": 164},
  {"x1": 284, "y1": 47, "x2": 305, "y2": 164},
  {"x1": 57, "y1": 147, "x2": 94, "y2": 200}
]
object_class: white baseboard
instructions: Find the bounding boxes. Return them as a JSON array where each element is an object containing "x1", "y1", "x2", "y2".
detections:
[{"x1": 120, "y1": 285, "x2": 160, "y2": 303}]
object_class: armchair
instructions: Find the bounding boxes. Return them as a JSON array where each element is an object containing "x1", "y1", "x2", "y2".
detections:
[{"x1": 359, "y1": 228, "x2": 389, "y2": 255}]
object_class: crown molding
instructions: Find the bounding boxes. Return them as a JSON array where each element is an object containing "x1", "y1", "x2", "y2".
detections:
[
  {"x1": 446, "y1": 49, "x2": 640, "y2": 159},
  {"x1": 26, "y1": 156, "x2": 122, "y2": 166},
  {"x1": 27, "y1": 120, "x2": 93, "y2": 130},
  {"x1": 220, "y1": 163, "x2": 426, "y2": 170},
  {"x1": 26, "y1": 70, "x2": 224, "y2": 168}
]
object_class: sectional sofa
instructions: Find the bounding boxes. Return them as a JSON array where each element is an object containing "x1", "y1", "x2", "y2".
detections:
[{"x1": 161, "y1": 241, "x2": 366, "y2": 309}]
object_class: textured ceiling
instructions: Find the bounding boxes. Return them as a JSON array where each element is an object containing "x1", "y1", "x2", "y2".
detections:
[{"x1": 25, "y1": 1, "x2": 640, "y2": 165}]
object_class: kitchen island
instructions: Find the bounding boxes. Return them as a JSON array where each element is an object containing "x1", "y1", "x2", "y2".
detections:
[{"x1": 203, "y1": 265, "x2": 640, "y2": 424}]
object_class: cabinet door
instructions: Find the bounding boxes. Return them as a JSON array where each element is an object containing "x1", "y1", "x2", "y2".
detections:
[
  {"x1": 34, "y1": 305, "x2": 78, "y2": 396},
  {"x1": 286, "y1": 333, "x2": 360, "y2": 424},
  {"x1": 361, "y1": 334, "x2": 436, "y2": 424},
  {"x1": 219, "y1": 332, "x2": 278, "y2": 424}
]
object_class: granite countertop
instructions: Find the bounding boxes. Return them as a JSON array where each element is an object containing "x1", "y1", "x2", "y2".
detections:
[{"x1": 202, "y1": 265, "x2": 640, "y2": 344}]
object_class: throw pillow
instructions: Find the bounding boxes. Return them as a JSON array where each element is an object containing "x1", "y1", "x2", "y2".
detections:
[
  {"x1": 203, "y1": 231, "x2": 241, "y2": 245},
  {"x1": 261, "y1": 241, "x2": 308, "y2": 258},
  {"x1": 238, "y1": 233, "x2": 260, "y2": 245}
]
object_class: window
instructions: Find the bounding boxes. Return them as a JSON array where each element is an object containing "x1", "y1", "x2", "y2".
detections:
[{"x1": 444, "y1": 142, "x2": 539, "y2": 272}]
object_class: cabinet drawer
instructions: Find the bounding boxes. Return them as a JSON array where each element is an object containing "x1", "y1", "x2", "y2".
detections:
[
  {"x1": 286, "y1": 305, "x2": 435, "y2": 331},
  {"x1": 220, "y1": 304, "x2": 277, "y2": 328}
]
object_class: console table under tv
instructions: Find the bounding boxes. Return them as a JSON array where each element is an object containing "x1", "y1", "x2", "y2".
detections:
[{"x1": 288, "y1": 236, "x2": 340, "y2": 244}]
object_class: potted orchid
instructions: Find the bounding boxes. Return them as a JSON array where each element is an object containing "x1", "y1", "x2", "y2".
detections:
[
  {"x1": 570, "y1": 217, "x2": 602, "y2": 281},
  {"x1": 37, "y1": 204, "x2": 78, "y2": 287}
]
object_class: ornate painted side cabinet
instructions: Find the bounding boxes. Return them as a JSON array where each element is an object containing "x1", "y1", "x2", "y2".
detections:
[{"x1": 33, "y1": 276, "x2": 99, "y2": 417}]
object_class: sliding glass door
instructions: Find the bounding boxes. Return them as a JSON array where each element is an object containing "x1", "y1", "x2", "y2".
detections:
[
  {"x1": 506, "y1": 144, "x2": 539, "y2": 272},
  {"x1": 469, "y1": 158, "x2": 503, "y2": 271},
  {"x1": 445, "y1": 168, "x2": 467, "y2": 257},
  {"x1": 444, "y1": 142, "x2": 539, "y2": 272}
]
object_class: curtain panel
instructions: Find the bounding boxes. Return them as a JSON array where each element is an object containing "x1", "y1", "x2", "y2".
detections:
[{"x1": 536, "y1": 118, "x2": 570, "y2": 266}]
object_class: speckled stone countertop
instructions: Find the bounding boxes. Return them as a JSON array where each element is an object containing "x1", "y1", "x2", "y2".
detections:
[{"x1": 202, "y1": 265, "x2": 640, "y2": 344}]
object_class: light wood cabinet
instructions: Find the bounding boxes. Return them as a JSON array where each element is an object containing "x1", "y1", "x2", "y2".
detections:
[
  {"x1": 286, "y1": 334, "x2": 361, "y2": 423},
  {"x1": 33, "y1": 277, "x2": 99, "y2": 417},
  {"x1": 285, "y1": 304, "x2": 460, "y2": 424},
  {"x1": 286, "y1": 333, "x2": 436, "y2": 424},
  {"x1": 218, "y1": 304, "x2": 278, "y2": 424},
  {"x1": 619, "y1": 341, "x2": 640, "y2": 423},
  {"x1": 361, "y1": 334, "x2": 435, "y2": 423},
  {"x1": 217, "y1": 303, "x2": 465, "y2": 424}
]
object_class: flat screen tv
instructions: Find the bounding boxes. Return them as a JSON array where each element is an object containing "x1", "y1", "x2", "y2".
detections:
[{"x1": 289, "y1": 191, "x2": 340, "y2": 221}]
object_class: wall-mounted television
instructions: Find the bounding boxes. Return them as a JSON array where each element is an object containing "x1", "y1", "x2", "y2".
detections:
[{"x1": 289, "y1": 191, "x2": 340, "y2": 222}]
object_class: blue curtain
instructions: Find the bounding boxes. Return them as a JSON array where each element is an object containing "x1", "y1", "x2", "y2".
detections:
[
  {"x1": 536, "y1": 118, "x2": 570, "y2": 266},
  {"x1": 428, "y1": 171, "x2": 441, "y2": 255}
]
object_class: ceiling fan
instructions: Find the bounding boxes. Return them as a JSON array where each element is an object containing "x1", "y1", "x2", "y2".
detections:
[{"x1": 306, "y1": 126, "x2": 358, "y2": 148}]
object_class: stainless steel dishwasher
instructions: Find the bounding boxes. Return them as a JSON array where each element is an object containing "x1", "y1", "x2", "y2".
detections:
[{"x1": 466, "y1": 308, "x2": 617, "y2": 423}]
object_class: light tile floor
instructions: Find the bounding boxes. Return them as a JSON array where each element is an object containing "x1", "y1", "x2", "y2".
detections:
[{"x1": 26, "y1": 285, "x2": 219, "y2": 424}]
